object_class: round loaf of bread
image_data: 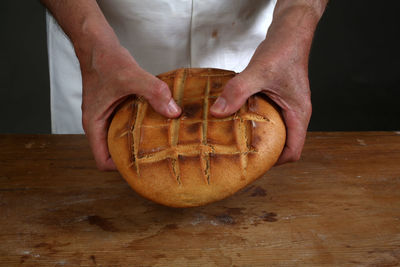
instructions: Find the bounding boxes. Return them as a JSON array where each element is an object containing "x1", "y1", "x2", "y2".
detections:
[{"x1": 108, "y1": 68, "x2": 286, "y2": 207}]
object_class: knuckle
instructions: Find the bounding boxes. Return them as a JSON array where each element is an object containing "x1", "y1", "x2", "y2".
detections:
[
  {"x1": 81, "y1": 101, "x2": 90, "y2": 125},
  {"x1": 303, "y1": 99, "x2": 312, "y2": 115},
  {"x1": 292, "y1": 152, "x2": 302, "y2": 162},
  {"x1": 116, "y1": 68, "x2": 132, "y2": 83},
  {"x1": 149, "y1": 80, "x2": 169, "y2": 99},
  {"x1": 81, "y1": 112, "x2": 93, "y2": 134},
  {"x1": 229, "y1": 78, "x2": 248, "y2": 99},
  {"x1": 96, "y1": 162, "x2": 108, "y2": 172},
  {"x1": 302, "y1": 98, "x2": 312, "y2": 120},
  {"x1": 81, "y1": 114, "x2": 90, "y2": 132},
  {"x1": 288, "y1": 151, "x2": 302, "y2": 162},
  {"x1": 306, "y1": 103, "x2": 312, "y2": 117}
]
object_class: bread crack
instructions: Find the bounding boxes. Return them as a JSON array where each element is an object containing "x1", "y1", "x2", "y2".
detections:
[
  {"x1": 200, "y1": 74, "x2": 211, "y2": 184},
  {"x1": 241, "y1": 113, "x2": 271, "y2": 123},
  {"x1": 171, "y1": 158, "x2": 181, "y2": 185},
  {"x1": 127, "y1": 69, "x2": 263, "y2": 184},
  {"x1": 128, "y1": 98, "x2": 138, "y2": 169},
  {"x1": 204, "y1": 154, "x2": 211, "y2": 185},
  {"x1": 169, "y1": 69, "x2": 186, "y2": 185},
  {"x1": 131, "y1": 98, "x2": 148, "y2": 176}
]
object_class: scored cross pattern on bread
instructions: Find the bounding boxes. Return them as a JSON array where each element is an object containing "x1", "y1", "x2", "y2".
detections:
[
  {"x1": 125, "y1": 69, "x2": 270, "y2": 185},
  {"x1": 108, "y1": 68, "x2": 286, "y2": 207}
]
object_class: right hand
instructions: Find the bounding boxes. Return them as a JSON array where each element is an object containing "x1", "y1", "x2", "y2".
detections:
[{"x1": 80, "y1": 43, "x2": 181, "y2": 171}]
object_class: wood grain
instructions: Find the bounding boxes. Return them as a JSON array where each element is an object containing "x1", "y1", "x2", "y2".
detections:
[{"x1": 0, "y1": 132, "x2": 399, "y2": 266}]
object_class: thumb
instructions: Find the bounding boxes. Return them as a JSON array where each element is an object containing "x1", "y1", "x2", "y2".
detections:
[
  {"x1": 138, "y1": 76, "x2": 181, "y2": 118},
  {"x1": 210, "y1": 74, "x2": 258, "y2": 117}
]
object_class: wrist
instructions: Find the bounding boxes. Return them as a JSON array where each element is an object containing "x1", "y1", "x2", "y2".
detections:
[
  {"x1": 41, "y1": 0, "x2": 122, "y2": 71},
  {"x1": 251, "y1": 3, "x2": 324, "y2": 71},
  {"x1": 72, "y1": 17, "x2": 122, "y2": 71},
  {"x1": 273, "y1": 0, "x2": 327, "y2": 29},
  {"x1": 267, "y1": 1, "x2": 327, "y2": 58},
  {"x1": 269, "y1": 4, "x2": 320, "y2": 43}
]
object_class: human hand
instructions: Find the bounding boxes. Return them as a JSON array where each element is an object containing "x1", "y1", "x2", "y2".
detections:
[
  {"x1": 81, "y1": 44, "x2": 181, "y2": 171},
  {"x1": 40, "y1": 0, "x2": 182, "y2": 171},
  {"x1": 209, "y1": 0, "x2": 329, "y2": 165},
  {"x1": 210, "y1": 40, "x2": 311, "y2": 165}
]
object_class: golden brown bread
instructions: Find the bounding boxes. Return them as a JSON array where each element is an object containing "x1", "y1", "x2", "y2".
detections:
[{"x1": 108, "y1": 68, "x2": 286, "y2": 207}]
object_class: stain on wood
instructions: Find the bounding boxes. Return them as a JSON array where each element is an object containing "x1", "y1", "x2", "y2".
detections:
[
  {"x1": 87, "y1": 215, "x2": 118, "y2": 232},
  {"x1": 250, "y1": 186, "x2": 267, "y2": 197},
  {"x1": 90, "y1": 255, "x2": 96, "y2": 265},
  {"x1": 0, "y1": 133, "x2": 399, "y2": 266},
  {"x1": 214, "y1": 214, "x2": 235, "y2": 225},
  {"x1": 260, "y1": 212, "x2": 277, "y2": 222}
]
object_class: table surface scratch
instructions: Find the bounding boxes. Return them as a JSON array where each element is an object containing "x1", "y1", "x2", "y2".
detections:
[{"x1": 0, "y1": 132, "x2": 399, "y2": 266}]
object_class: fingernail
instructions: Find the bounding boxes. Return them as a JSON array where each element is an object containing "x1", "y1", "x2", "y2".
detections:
[
  {"x1": 210, "y1": 97, "x2": 227, "y2": 113},
  {"x1": 167, "y1": 98, "x2": 180, "y2": 115}
]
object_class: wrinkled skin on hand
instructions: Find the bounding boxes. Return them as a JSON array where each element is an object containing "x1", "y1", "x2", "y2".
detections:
[
  {"x1": 81, "y1": 44, "x2": 181, "y2": 170},
  {"x1": 209, "y1": 0, "x2": 327, "y2": 165},
  {"x1": 41, "y1": 0, "x2": 325, "y2": 171},
  {"x1": 210, "y1": 39, "x2": 312, "y2": 165}
]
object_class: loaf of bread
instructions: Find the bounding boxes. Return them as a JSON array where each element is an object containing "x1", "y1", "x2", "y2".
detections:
[{"x1": 108, "y1": 68, "x2": 286, "y2": 207}]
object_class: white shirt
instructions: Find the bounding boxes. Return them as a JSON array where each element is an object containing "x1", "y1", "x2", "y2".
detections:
[{"x1": 46, "y1": 0, "x2": 276, "y2": 134}]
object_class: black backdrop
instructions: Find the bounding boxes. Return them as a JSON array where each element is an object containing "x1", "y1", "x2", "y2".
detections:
[
  {"x1": 309, "y1": 1, "x2": 400, "y2": 130},
  {"x1": 1, "y1": 1, "x2": 399, "y2": 133}
]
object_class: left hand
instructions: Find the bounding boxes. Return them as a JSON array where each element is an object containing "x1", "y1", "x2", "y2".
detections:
[{"x1": 210, "y1": 40, "x2": 312, "y2": 165}]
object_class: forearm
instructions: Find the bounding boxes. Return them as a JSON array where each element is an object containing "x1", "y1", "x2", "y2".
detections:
[
  {"x1": 274, "y1": 0, "x2": 328, "y2": 26},
  {"x1": 40, "y1": 0, "x2": 120, "y2": 70},
  {"x1": 252, "y1": 0, "x2": 328, "y2": 68}
]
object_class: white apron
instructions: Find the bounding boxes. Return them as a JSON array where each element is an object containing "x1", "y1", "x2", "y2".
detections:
[{"x1": 46, "y1": 0, "x2": 276, "y2": 134}]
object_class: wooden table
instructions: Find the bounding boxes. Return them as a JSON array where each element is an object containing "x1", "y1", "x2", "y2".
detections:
[{"x1": 0, "y1": 132, "x2": 399, "y2": 266}]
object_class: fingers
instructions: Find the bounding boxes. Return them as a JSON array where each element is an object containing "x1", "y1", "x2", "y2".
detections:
[
  {"x1": 146, "y1": 79, "x2": 181, "y2": 118},
  {"x1": 87, "y1": 82, "x2": 181, "y2": 171},
  {"x1": 83, "y1": 69, "x2": 181, "y2": 172},
  {"x1": 207, "y1": 70, "x2": 309, "y2": 165},
  {"x1": 84, "y1": 120, "x2": 117, "y2": 171},
  {"x1": 133, "y1": 73, "x2": 181, "y2": 118},
  {"x1": 210, "y1": 74, "x2": 259, "y2": 117},
  {"x1": 275, "y1": 108, "x2": 310, "y2": 165}
]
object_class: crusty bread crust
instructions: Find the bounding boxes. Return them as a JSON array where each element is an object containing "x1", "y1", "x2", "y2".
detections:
[{"x1": 108, "y1": 68, "x2": 286, "y2": 207}]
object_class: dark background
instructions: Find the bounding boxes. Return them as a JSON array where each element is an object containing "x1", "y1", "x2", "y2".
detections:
[{"x1": 1, "y1": 1, "x2": 399, "y2": 133}]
